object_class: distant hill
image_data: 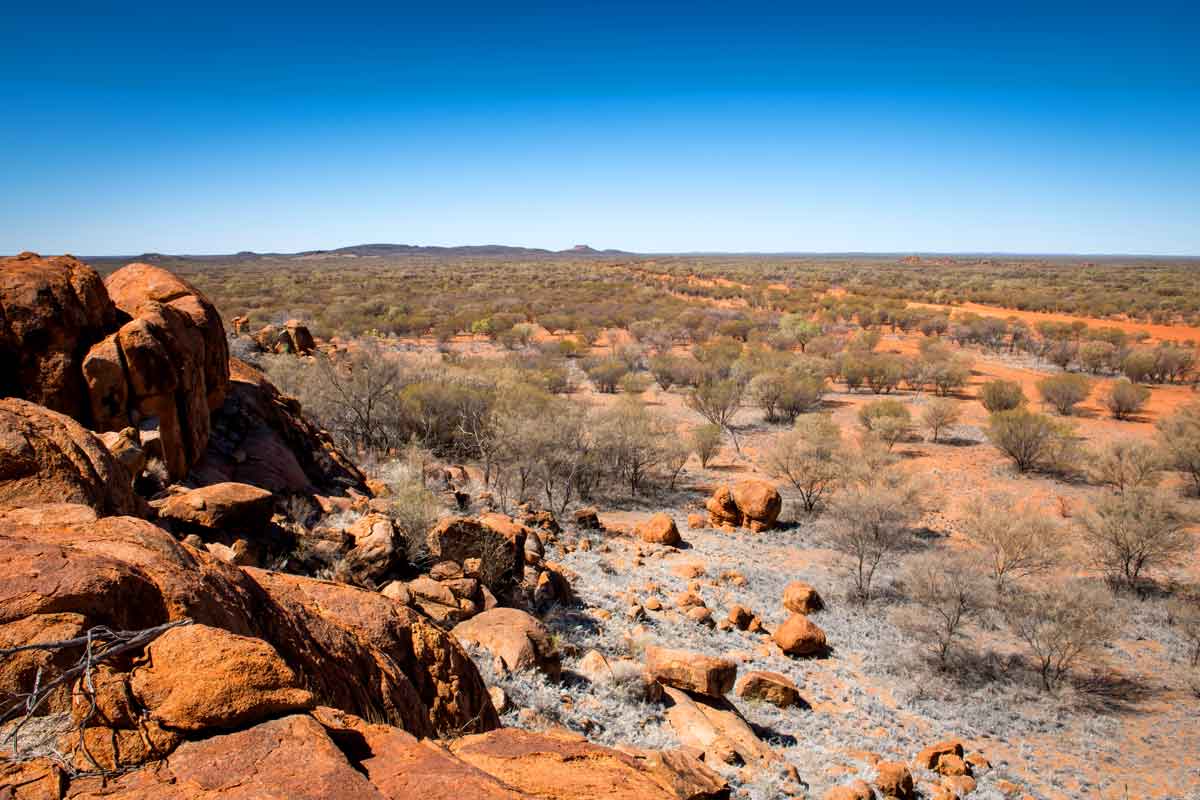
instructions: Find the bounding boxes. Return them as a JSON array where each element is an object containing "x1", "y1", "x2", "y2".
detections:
[{"x1": 85, "y1": 243, "x2": 632, "y2": 267}]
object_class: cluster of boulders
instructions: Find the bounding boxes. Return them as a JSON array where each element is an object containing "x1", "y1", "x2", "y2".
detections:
[
  {"x1": 688, "y1": 479, "x2": 782, "y2": 532},
  {"x1": 248, "y1": 319, "x2": 318, "y2": 355},
  {"x1": 823, "y1": 739, "x2": 991, "y2": 800}
]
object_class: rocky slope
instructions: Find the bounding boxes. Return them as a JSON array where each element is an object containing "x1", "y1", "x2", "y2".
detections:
[{"x1": 0, "y1": 254, "x2": 726, "y2": 799}]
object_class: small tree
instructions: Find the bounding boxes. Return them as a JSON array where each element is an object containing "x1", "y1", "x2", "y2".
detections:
[
  {"x1": 920, "y1": 398, "x2": 961, "y2": 443},
  {"x1": 690, "y1": 423, "x2": 723, "y2": 468},
  {"x1": 1088, "y1": 438, "x2": 1164, "y2": 494},
  {"x1": 1103, "y1": 378, "x2": 1151, "y2": 420},
  {"x1": 960, "y1": 494, "x2": 1062, "y2": 594},
  {"x1": 1001, "y1": 582, "x2": 1114, "y2": 692},
  {"x1": 895, "y1": 553, "x2": 981, "y2": 665},
  {"x1": 986, "y1": 408, "x2": 1074, "y2": 473},
  {"x1": 686, "y1": 377, "x2": 745, "y2": 451},
  {"x1": 826, "y1": 480, "x2": 922, "y2": 602},
  {"x1": 979, "y1": 379, "x2": 1025, "y2": 413},
  {"x1": 584, "y1": 357, "x2": 630, "y2": 393},
  {"x1": 1036, "y1": 373, "x2": 1092, "y2": 416},
  {"x1": 1079, "y1": 490, "x2": 1193, "y2": 592},
  {"x1": 765, "y1": 415, "x2": 844, "y2": 514},
  {"x1": 1157, "y1": 402, "x2": 1200, "y2": 495}
]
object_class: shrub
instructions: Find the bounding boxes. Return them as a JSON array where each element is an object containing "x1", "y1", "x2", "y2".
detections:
[
  {"x1": 1088, "y1": 439, "x2": 1164, "y2": 494},
  {"x1": 1001, "y1": 582, "x2": 1114, "y2": 692},
  {"x1": 979, "y1": 379, "x2": 1025, "y2": 413},
  {"x1": 647, "y1": 353, "x2": 685, "y2": 391},
  {"x1": 858, "y1": 398, "x2": 911, "y2": 432},
  {"x1": 1079, "y1": 490, "x2": 1193, "y2": 592},
  {"x1": 920, "y1": 398, "x2": 961, "y2": 443},
  {"x1": 986, "y1": 408, "x2": 1076, "y2": 473},
  {"x1": 1036, "y1": 373, "x2": 1092, "y2": 416},
  {"x1": 1157, "y1": 402, "x2": 1200, "y2": 495},
  {"x1": 764, "y1": 415, "x2": 844, "y2": 513},
  {"x1": 1078, "y1": 340, "x2": 1119, "y2": 374},
  {"x1": 960, "y1": 494, "x2": 1062, "y2": 594},
  {"x1": 1122, "y1": 349, "x2": 1158, "y2": 383},
  {"x1": 826, "y1": 480, "x2": 922, "y2": 602},
  {"x1": 584, "y1": 358, "x2": 630, "y2": 393},
  {"x1": 1103, "y1": 378, "x2": 1151, "y2": 420},
  {"x1": 690, "y1": 424, "x2": 723, "y2": 468},
  {"x1": 895, "y1": 552, "x2": 981, "y2": 664},
  {"x1": 618, "y1": 371, "x2": 652, "y2": 396}
]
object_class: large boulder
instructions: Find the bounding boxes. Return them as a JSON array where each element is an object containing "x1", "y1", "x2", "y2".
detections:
[
  {"x1": 157, "y1": 482, "x2": 275, "y2": 533},
  {"x1": 782, "y1": 580, "x2": 824, "y2": 614},
  {"x1": 452, "y1": 608, "x2": 562, "y2": 680},
  {"x1": 636, "y1": 513, "x2": 682, "y2": 547},
  {"x1": 734, "y1": 671, "x2": 802, "y2": 708},
  {"x1": 645, "y1": 646, "x2": 736, "y2": 698},
  {"x1": 0, "y1": 398, "x2": 141, "y2": 516},
  {"x1": 0, "y1": 508, "x2": 497, "y2": 739},
  {"x1": 704, "y1": 481, "x2": 781, "y2": 532},
  {"x1": 661, "y1": 686, "x2": 778, "y2": 768},
  {"x1": 195, "y1": 357, "x2": 367, "y2": 496},
  {"x1": 0, "y1": 252, "x2": 115, "y2": 422},
  {"x1": 773, "y1": 613, "x2": 828, "y2": 657}
]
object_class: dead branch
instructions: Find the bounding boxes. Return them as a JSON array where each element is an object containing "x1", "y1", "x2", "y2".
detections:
[{"x1": 0, "y1": 618, "x2": 193, "y2": 777}]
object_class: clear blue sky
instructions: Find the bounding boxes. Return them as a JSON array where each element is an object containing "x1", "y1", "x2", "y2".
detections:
[{"x1": 2, "y1": 2, "x2": 1198, "y2": 255}]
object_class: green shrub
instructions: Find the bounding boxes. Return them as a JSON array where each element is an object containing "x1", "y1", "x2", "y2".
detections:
[
  {"x1": 1104, "y1": 378, "x2": 1151, "y2": 420},
  {"x1": 979, "y1": 379, "x2": 1025, "y2": 413},
  {"x1": 1036, "y1": 373, "x2": 1092, "y2": 416}
]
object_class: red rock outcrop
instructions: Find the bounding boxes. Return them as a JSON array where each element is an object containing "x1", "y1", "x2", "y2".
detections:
[
  {"x1": 82, "y1": 263, "x2": 230, "y2": 480},
  {"x1": 0, "y1": 508, "x2": 496, "y2": 739},
  {"x1": 0, "y1": 253, "x2": 116, "y2": 421},
  {"x1": 0, "y1": 398, "x2": 141, "y2": 516}
]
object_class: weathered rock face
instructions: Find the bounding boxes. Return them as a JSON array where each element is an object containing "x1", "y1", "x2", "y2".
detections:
[
  {"x1": 0, "y1": 253, "x2": 116, "y2": 421},
  {"x1": 447, "y1": 728, "x2": 729, "y2": 800},
  {"x1": 65, "y1": 712, "x2": 729, "y2": 800},
  {"x1": 195, "y1": 357, "x2": 367, "y2": 495},
  {"x1": 0, "y1": 398, "x2": 141, "y2": 516},
  {"x1": 130, "y1": 623, "x2": 315, "y2": 732},
  {"x1": 252, "y1": 320, "x2": 317, "y2": 355},
  {"x1": 705, "y1": 480, "x2": 782, "y2": 531},
  {"x1": 82, "y1": 263, "x2": 231, "y2": 480},
  {"x1": 0, "y1": 508, "x2": 497, "y2": 739}
]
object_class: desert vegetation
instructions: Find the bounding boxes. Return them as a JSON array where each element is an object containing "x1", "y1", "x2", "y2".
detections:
[{"x1": 6, "y1": 249, "x2": 1199, "y2": 800}]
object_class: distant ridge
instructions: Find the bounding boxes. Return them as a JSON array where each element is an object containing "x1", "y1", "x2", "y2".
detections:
[{"x1": 85, "y1": 243, "x2": 632, "y2": 265}]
